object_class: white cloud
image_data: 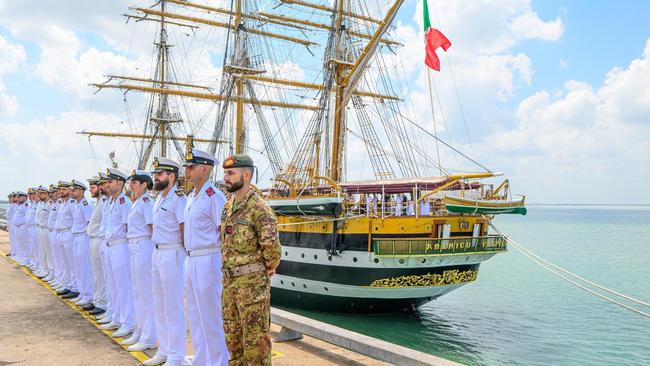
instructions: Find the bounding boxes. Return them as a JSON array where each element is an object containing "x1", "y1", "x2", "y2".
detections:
[
  {"x1": 0, "y1": 34, "x2": 26, "y2": 115},
  {"x1": 483, "y1": 39, "x2": 650, "y2": 203}
]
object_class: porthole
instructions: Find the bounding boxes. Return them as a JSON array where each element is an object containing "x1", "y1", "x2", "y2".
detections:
[
  {"x1": 291, "y1": 282, "x2": 295, "y2": 287},
  {"x1": 301, "y1": 253, "x2": 305, "y2": 258},
  {"x1": 328, "y1": 255, "x2": 332, "y2": 261},
  {"x1": 324, "y1": 287, "x2": 329, "y2": 291},
  {"x1": 353, "y1": 257, "x2": 358, "y2": 262},
  {"x1": 303, "y1": 284, "x2": 307, "y2": 289},
  {"x1": 373, "y1": 258, "x2": 379, "y2": 264},
  {"x1": 399, "y1": 258, "x2": 405, "y2": 264},
  {"x1": 421, "y1": 258, "x2": 426, "y2": 264},
  {"x1": 280, "y1": 280, "x2": 284, "y2": 285},
  {"x1": 314, "y1": 254, "x2": 318, "y2": 260},
  {"x1": 284, "y1": 251, "x2": 288, "y2": 256}
]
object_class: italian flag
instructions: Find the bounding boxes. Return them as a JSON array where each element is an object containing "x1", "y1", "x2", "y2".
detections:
[{"x1": 423, "y1": 0, "x2": 451, "y2": 71}]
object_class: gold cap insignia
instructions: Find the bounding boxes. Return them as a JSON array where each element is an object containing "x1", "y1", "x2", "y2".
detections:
[
  {"x1": 185, "y1": 150, "x2": 194, "y2": 161},
  {"x1": 153, "y1": 157, "x2": 159, "y2": 167}
]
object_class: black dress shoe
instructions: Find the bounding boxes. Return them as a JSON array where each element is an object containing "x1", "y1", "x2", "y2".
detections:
[
  {"x1": 57, "y1": 289, "x2": 71, "y2": 296},
  {"x1": 82, "y1": 304, "x2": 96, "y2": 311},
  {"x1": 88, "y1": 307, "x2": 106, "y2": 316},
  {"x1": 62, "y1": 291, "x2": 80, "y2": 299}
]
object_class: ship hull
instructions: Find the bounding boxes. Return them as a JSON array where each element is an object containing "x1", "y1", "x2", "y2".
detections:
[{"x1": 270, "y1": 245, "x2": 495, "y2": 314}]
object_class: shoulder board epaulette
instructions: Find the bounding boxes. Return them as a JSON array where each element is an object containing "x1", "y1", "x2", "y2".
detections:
[
  {"x1": 70, "y1": 199, "x2": 76, "y2": 203},
  {"x1": 101, "y1": 197, "x2": 106, "y2": 202},
  {"x1": 143, "y1": 196, "x2": 150, "y2": 203},
  {"x1": 175, "y1": 190, "x2": 185, "y2": 197},
  {"x1": 119, "y1": 197, "x2": 125, "y2": 204}
]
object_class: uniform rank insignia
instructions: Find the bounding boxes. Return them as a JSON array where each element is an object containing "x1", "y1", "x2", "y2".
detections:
[
  {"x1": 225, "y1": 225, "x2": 234, "y2": 234},
  {"x1": 83, "y1": 201, "x2": 88, "y2": 206},
  {"x1": 175, "y1": 190, "x2": 185, "y2": 197},
  {"x1": 119, "y1": 197, "x2": 125, "y2": 204},
  {"x1": 206, "y1": 187, "x2": 215, "y2": 197},
  {"x1": 143, "y1": 197, "x2": 149, "y2": 203}
]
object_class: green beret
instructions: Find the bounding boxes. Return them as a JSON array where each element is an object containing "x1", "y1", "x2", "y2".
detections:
[{"x1": 222, "y1": 154, "x2": 254, "y2": 169}]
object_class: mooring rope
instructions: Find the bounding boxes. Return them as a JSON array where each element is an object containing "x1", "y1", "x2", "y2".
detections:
[{"x1": 489, "y1": 222, "x2": 650, "y2": 319}]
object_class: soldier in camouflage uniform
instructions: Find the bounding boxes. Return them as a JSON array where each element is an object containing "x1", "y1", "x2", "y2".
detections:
[{"x1": 220, "y1": 154, "x2": 282, "y2": 366}]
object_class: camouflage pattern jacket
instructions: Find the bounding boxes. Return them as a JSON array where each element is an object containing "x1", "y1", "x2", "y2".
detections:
[{"x1": 221, "y1": 189, "x2": 281, "y2": 271}]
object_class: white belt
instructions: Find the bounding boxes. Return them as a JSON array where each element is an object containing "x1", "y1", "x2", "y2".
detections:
[
  {"x1": 185, "y1": 246, "x2": 219, "y2": 257},
  {"x1": 154, "y1": 243, "x2": 183, "y2": 250},
  {"x1": 128, "y1": 235, "x2": 151, "y2": 243},
  {"x1": 56, "y1": 228, "x2": 71, "y2": 233},
  {"x1": 106, "y1": 240, "x2": 128, "y2": 247},
  {"x1": 73, "y1": 232, "x2": 87, "y2": 237}
]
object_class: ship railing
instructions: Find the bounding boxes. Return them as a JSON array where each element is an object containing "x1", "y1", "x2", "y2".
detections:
[{"x1": 372, "y1": 234, "x2": 507, "y2": 256}]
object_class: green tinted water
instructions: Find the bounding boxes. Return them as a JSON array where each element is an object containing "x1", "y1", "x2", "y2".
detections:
[{"x1": 284, "y1": 207, "x2": 650, "y2": 366}]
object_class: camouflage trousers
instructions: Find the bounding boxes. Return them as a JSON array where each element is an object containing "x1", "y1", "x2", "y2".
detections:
[{"x1": 222, "y1": 270, "x2": 272, "y2": 366}]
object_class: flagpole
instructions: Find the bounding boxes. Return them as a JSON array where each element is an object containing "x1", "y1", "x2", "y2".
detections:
[{"x1": 426, "y1": 67, "x2": 443, "y2": 175}]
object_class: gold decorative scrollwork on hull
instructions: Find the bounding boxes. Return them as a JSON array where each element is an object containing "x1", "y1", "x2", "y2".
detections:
[{"x1": 369, "y1": 269, "x2": 478, "y2": 288}]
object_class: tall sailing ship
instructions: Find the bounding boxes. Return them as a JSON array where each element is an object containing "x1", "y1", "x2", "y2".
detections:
[{"x1": 83, "y1": 0, "x2": 526, "y2": 313}]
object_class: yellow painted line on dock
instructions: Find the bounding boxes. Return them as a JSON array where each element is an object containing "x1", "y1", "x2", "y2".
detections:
[{"x1": 0, "y1": 250, "x2": 284, "y2": 362}]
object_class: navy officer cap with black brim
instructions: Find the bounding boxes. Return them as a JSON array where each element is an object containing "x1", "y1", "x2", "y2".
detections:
[
  {"x1": 183, "y1": 148, "x2": 217, "y2": 167},
  {"x1": 106, "y1": 168, "x2": 128, "y2": 182},
  {"x1": 152, "y1": 157, "x2": 181, "y2": 173}
]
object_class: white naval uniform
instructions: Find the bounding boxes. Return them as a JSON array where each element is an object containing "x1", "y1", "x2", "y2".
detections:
[
  {"x1": 395, "y1": 195, "x2": 404, "y2": 216},
  {"x1": 105, "y1": 193, "x2": 135, "y2": 331},
  {"x1": 25, "y1": 200, "x2": 37, "y2": 266},
  {"x1": 87, "y1": 196, "x2": 108, "y2": 310},
  {"x1": 151, "y1": 185, "x2": 187, "y2": 364},
  {"x1": 420, "y1": 200, "x2": 431, "y2": 216},
  {"x1": 72, "y1": 197, "x2": 94, "y2": 302},
  {"x1": 56, "y1": 198, "x2": 77, "y2": 290},
  {"x1": 7, "y1": 203, "x2": 15, "y2": 256},
  {"x1": 183, "y1": 181, "x2": 229, "y2": 366},
  {"x1": 13, "y1": 203, "x2": 28, "y2": 264},
  {"x1": 127, "y1": 192, "x2": 156, "y2": 345},
  {"x1": 100, "y1": 195, "x2": 115, "y2": 320},
  {"x1": 48, "y1": 199, "x2": 63, "y2": 283},
  {"x1": 37, "y1": 200, "x2": 53, "y2": 275},
  {"x1": 406, "y1": 201, "x2": 415, "y2": 216}
]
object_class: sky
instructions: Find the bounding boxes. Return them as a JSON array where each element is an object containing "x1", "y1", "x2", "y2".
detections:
[{"x1": 0, "y1": 0, "x2": 648, "y2": 204}]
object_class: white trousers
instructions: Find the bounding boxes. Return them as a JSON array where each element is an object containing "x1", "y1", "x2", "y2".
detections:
[
  {"x1": 17, "y1": 225, "x2": 30, "y2": 264},
  {"x1": 29, "y1": 226, "x2": 39, "y2": 268},
  {"x1": 73, "y1": 233, "x2": 93, "y2": 302},
  {"x1": 184, "y1": 254, "x2": 229, "y2": 366},
  {"x1": 89, "y1": 236, "x2": 108, "y2": 309},
  {"x1": 8, "y1": 224, "x2": 15, "y2": 256},
  {"x1": 107, "y1": 242, "x2": 135, "y2": 329},
  {"x1": 152, "y1": 247, "x2": 186, "y2": 363},
  {"x1": 38, "y1": 227, "x2": 53, "y2": 274},
  {"x1": 58, "y1": 230, "x2": 77, "y2": 290},
  {"x1": 100, "y1": 239, "x2": 113, "y2": 318},
  {"x1": 128, "y1": 238, "x2": 157, "y2": 344},
  {"x1": 49, "y1": 230, "x2": 64, "y2": 283}
]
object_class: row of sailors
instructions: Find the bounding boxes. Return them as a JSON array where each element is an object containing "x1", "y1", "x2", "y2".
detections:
[
  {"x1": 360, "y1": 194, "x2": 434, "y2": 216},
  {"x1": 4, "y1": 149, "x2": 277, "y2": 366}
]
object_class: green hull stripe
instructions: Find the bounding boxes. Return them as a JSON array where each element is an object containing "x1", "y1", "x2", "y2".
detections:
[{"x1": 445, "y1": 204, "x2": 527, "y2": 215}]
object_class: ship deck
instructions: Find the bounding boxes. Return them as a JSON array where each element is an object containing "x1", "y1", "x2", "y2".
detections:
[{"x1": 0, "y1": 231, "x2": 388, "y2": 366}]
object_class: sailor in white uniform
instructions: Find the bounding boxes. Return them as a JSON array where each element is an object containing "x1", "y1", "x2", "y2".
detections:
[
  {"x1": 12, "y1": 192, "x2": 27, "y2": 265},
  {"x1": 100, "y1": 168, "x2": 136, "y2": 339},
  {"x1": 395, "y1": 194, "x2": 404, "y2": 216},
  {"x1": 41, "y1": 186, "x2": 57, "y2": 283},
  {"x1": 55, "y1": 181, "x2": 79, "y2": 298},
  {"x1": 96, "y1": 172, "x2": 117, "y2": 325},
  {"x1": 34, "y1": 186, "x2": 50, "y2": 278},
  {"x1": 144, "y1": 157, "x2": 187, "y2": 366},
  {"x1": 85, "y1": 176, "x2": 109, "y2": 317},
  {"x1": 183, "y1": 149, "x2": 229, "y2": 366},
  {"x1": 24, "y1": 188, "x2": 37, "y2": 269},
  {"x1": 70, "y1": 180, "x2": 94, "y2": 306},
  {"x1": 6, "y1": 193, "x2": 15, "y2": 257},
  {"x1": 122, "y1": 170, "x2": 157, "y2": 352},
  {"x1": 420, "y1": 198, "x2": 431, "y2": 216},
  {"x1": 47, "y1": 188, "x2": 65, "y2": 290}
]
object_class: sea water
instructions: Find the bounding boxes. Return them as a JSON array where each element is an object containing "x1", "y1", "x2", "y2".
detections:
[{"x1": 286, "y1": 207, "x2": 650, "y2": 366}]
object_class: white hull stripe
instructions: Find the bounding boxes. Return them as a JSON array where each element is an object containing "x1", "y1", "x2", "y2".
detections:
[{"x1": 280, "y1": 246, "x2": 498, "y2": 269}]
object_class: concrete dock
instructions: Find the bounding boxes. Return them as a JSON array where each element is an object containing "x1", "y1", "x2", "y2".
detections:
[{"x1": 0, "y1": 231, "x2": 392, "y2": 365}]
